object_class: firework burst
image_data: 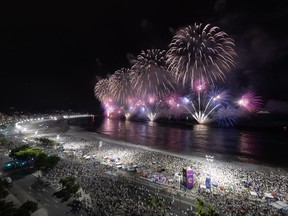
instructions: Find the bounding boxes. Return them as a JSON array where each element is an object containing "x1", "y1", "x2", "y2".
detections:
[
  {"x1": 164, "y1": 93, "x2": 185, "y2": 118},
  {"x1": 238, "y1": 91, "x2": 263, "y2": 112},
  {"x1": 130, "y1": 49, "x2": 178, "y2": 99},
  {"x1": 167, "y1": 23, "x2": 237, "y2": 89},
  {"x1": 182, "y1": 80, "x2": 230, "y2": 124},
  {"x1": 109, "y1": 68, "x2": 133, "y2": 106},
  {"x1": 92, "y1": 22, "x2": 264, "y2": 127},
  {"x1": 144, "y1": 98, "x2": 167, "y2": 121},
  {"x1": 94, "y1": 78, "x2": 111, "y2": 102},
  {"x1": 215, "y1": 106, "x2": 239, "y2": 127}
]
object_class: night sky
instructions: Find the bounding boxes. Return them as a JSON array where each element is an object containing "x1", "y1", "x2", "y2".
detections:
[{"x1": 1, "y1": 0, "x2": 288, "y2": 115}]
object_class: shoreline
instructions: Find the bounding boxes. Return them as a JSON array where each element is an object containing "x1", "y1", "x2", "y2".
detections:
[
  {"x1": 67, "y1": 125, "x2": 288, "y2": 174},
  {"x1": 3, "y1": 117, "x2": 288, "y2": 215},
  {"x1": 80, "y1": 116, "x2": 288, "y2": 170}
]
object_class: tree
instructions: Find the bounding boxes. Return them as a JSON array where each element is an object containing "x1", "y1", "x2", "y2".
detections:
[
  {"x1": 34, "y1": 152, "x2": 60, "y2": 170},
  {"x1": 0, "y1": 173, "x2": 38, "y2": 216},
  {"x1": 54, "y1": 176, "x2": 80, "y2": 201},
  {"x1": 0, "y1": 181, "x2": 16, "y2": 216},
  {"x1": 148, "y1": 195, "x2": 156, "y2": 209},
  {"x1": 9, "y1": 145, "x2": 60, "y2": 170},
  {"x1": 0, "y1": 134, "x2": 8, "y2": 145},
  {"x1": 35, "y1": 137, "x2": 59, "y2": 146},
  {"x1": 9, "y1": 145, "x2": 43, "y2": 160},
  {"x1": 60, "y1": 176, "x2": 76, "y2": 188},
  {"x1": 0, "y1": 181, "x2": 9, "y2": 199},
  {"x1": 45, "y1": 155, "x2": 60, "y2": 169},
  {"x1": 148, "y1": 195, "x2": 165, "y2": 214},
  {"x1": 194, "y1": 198, "x2": 219, "y2": 216},
  {"x1": 13, "y1": 200, "x2": 38, "y2": 216},
  {"x1": 0, "y1": 200, "x2": 16, "y2": 216},
  {"x1": 9, "y1": 145, "x2": 30, "y2": 159}
]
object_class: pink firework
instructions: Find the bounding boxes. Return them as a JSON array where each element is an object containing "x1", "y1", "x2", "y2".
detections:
[
  {"x1": 238, "y1": 92, "x2": 263, "y2": 112},
  {"x1": 194, "y1": 79, "x2": 207, "y2": 93},
  {"x1": 164, "y1": 93, "x2": 184, "y2": 118}
]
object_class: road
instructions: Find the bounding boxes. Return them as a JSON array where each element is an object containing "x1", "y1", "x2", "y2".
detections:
[{"x1": 1, "y1": 155, "x2": 88, "y2": 216}]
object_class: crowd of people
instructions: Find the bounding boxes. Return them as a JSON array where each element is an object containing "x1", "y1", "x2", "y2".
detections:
[
  {"x1": 44, "y1": 127, "x2": 288, "y2": 216},
  {"x1": 1, "y1": 117, "x2": 288, "y2": 215}
]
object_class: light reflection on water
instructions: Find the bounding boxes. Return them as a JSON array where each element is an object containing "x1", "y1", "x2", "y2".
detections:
[{"x1": 87, "y1": 118, "x2": 288, "y2": 167}]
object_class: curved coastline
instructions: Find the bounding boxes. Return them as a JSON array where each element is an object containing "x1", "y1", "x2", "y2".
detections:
[
  {"x1": 67, "y1": 125, "x2": 288, "y2": 173},
  {"x1": 5, "y1": 117, "x2": 288, "y2": 216}
]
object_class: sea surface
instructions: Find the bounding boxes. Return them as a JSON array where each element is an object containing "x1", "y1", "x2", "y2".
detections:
[{"x1": 78, "y1": 117, "x2": 288, "y2": 168}]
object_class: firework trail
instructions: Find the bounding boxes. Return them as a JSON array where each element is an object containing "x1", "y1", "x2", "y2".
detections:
[
  {"x1": 182, "y1": 80, "x2": 229, "y2": 124},
  {"x1": 123, "y1": 97, "x2": 151, "y2": 120},
  {"x1": 167, "y1": 23, "x2": 237, "y2": 89},
  {"x1": 130, "y1": 49, "x2": 178, "y2": 99},
  {"x1": 165, "y1": 93, "x2": 186, "y2": 118},
  {"x1": 144, "y1": 98, "x2": 167, "y2": 121}
]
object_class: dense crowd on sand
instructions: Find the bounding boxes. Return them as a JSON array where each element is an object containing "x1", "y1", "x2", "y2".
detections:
[
  {"x1": 42, "y1": 128, "x2": 288, "y2": 216},
  {"x1": 1, "y1": 117, "x2": 288, "y2": 216}
]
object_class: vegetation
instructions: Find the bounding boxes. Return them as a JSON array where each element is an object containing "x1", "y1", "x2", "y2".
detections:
[
  {"x1": 34, "y1": 137, "x2": 59, "y2": 146},
  {"x1": 0, "y1": 181, "x2": 9, "y2": 199},
  {"x1": 34, "y1": 153, "x2": 60, "y2": 170},
  {"x1": 60, "y1": 176, "x2": 80, "y2": 195},
  {"x1": 0, "y1": 134, "x2": 8, "y2": 145},
  {"x1": 14, "y1": 200, "x2": 38, "y2": 216},
  {"x1": 0, "y1": 181, "x2": 38, "y2": 216},
  {"x1": 148, "y1": 195, "x2": 164, "y2": 212},
  {"x1": 53, "y1": 176, "x2": 80, "y2": 201},
  {"x1": 8, "y1": 145, "x2": 60, "y2": 170},
  {"x1": 194, "y1": 198, "x2": 219, "y2": 216},
  {"x1": 9, "y1": 145, "x2": 42, "y2": 160}
]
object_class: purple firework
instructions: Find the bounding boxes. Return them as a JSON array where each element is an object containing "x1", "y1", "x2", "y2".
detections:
[
  {"x1": 182, "y1": 81, "x2": 230, "y2": 124},
  {"x1": 215, "y1": 106, "x2": 239, "y2": 127},
  {"x1": 238, "y1": 91, "x2": 263, "y2": 112}
]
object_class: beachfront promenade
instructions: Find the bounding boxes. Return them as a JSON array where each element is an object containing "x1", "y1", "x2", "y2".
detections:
[{"x1": 1, "y1": 116, "x2": 288, "y2": 215}]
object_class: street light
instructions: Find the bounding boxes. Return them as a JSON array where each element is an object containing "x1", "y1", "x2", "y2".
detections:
[{"x1": 206, "y1": 155, "x2": 214, "y2": 192}]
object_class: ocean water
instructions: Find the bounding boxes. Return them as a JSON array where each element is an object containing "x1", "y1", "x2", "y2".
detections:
[{"x1": 80, "y1": 117, "x2": 288, "y2": 168}]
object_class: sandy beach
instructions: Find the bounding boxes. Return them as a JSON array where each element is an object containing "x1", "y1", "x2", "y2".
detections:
[
  {"x1": 66, "y1": 125, "x2": 288, "y2": 173},
  {"x1": 3, "y1": 117, "x2": 288, "y2": 215}
]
